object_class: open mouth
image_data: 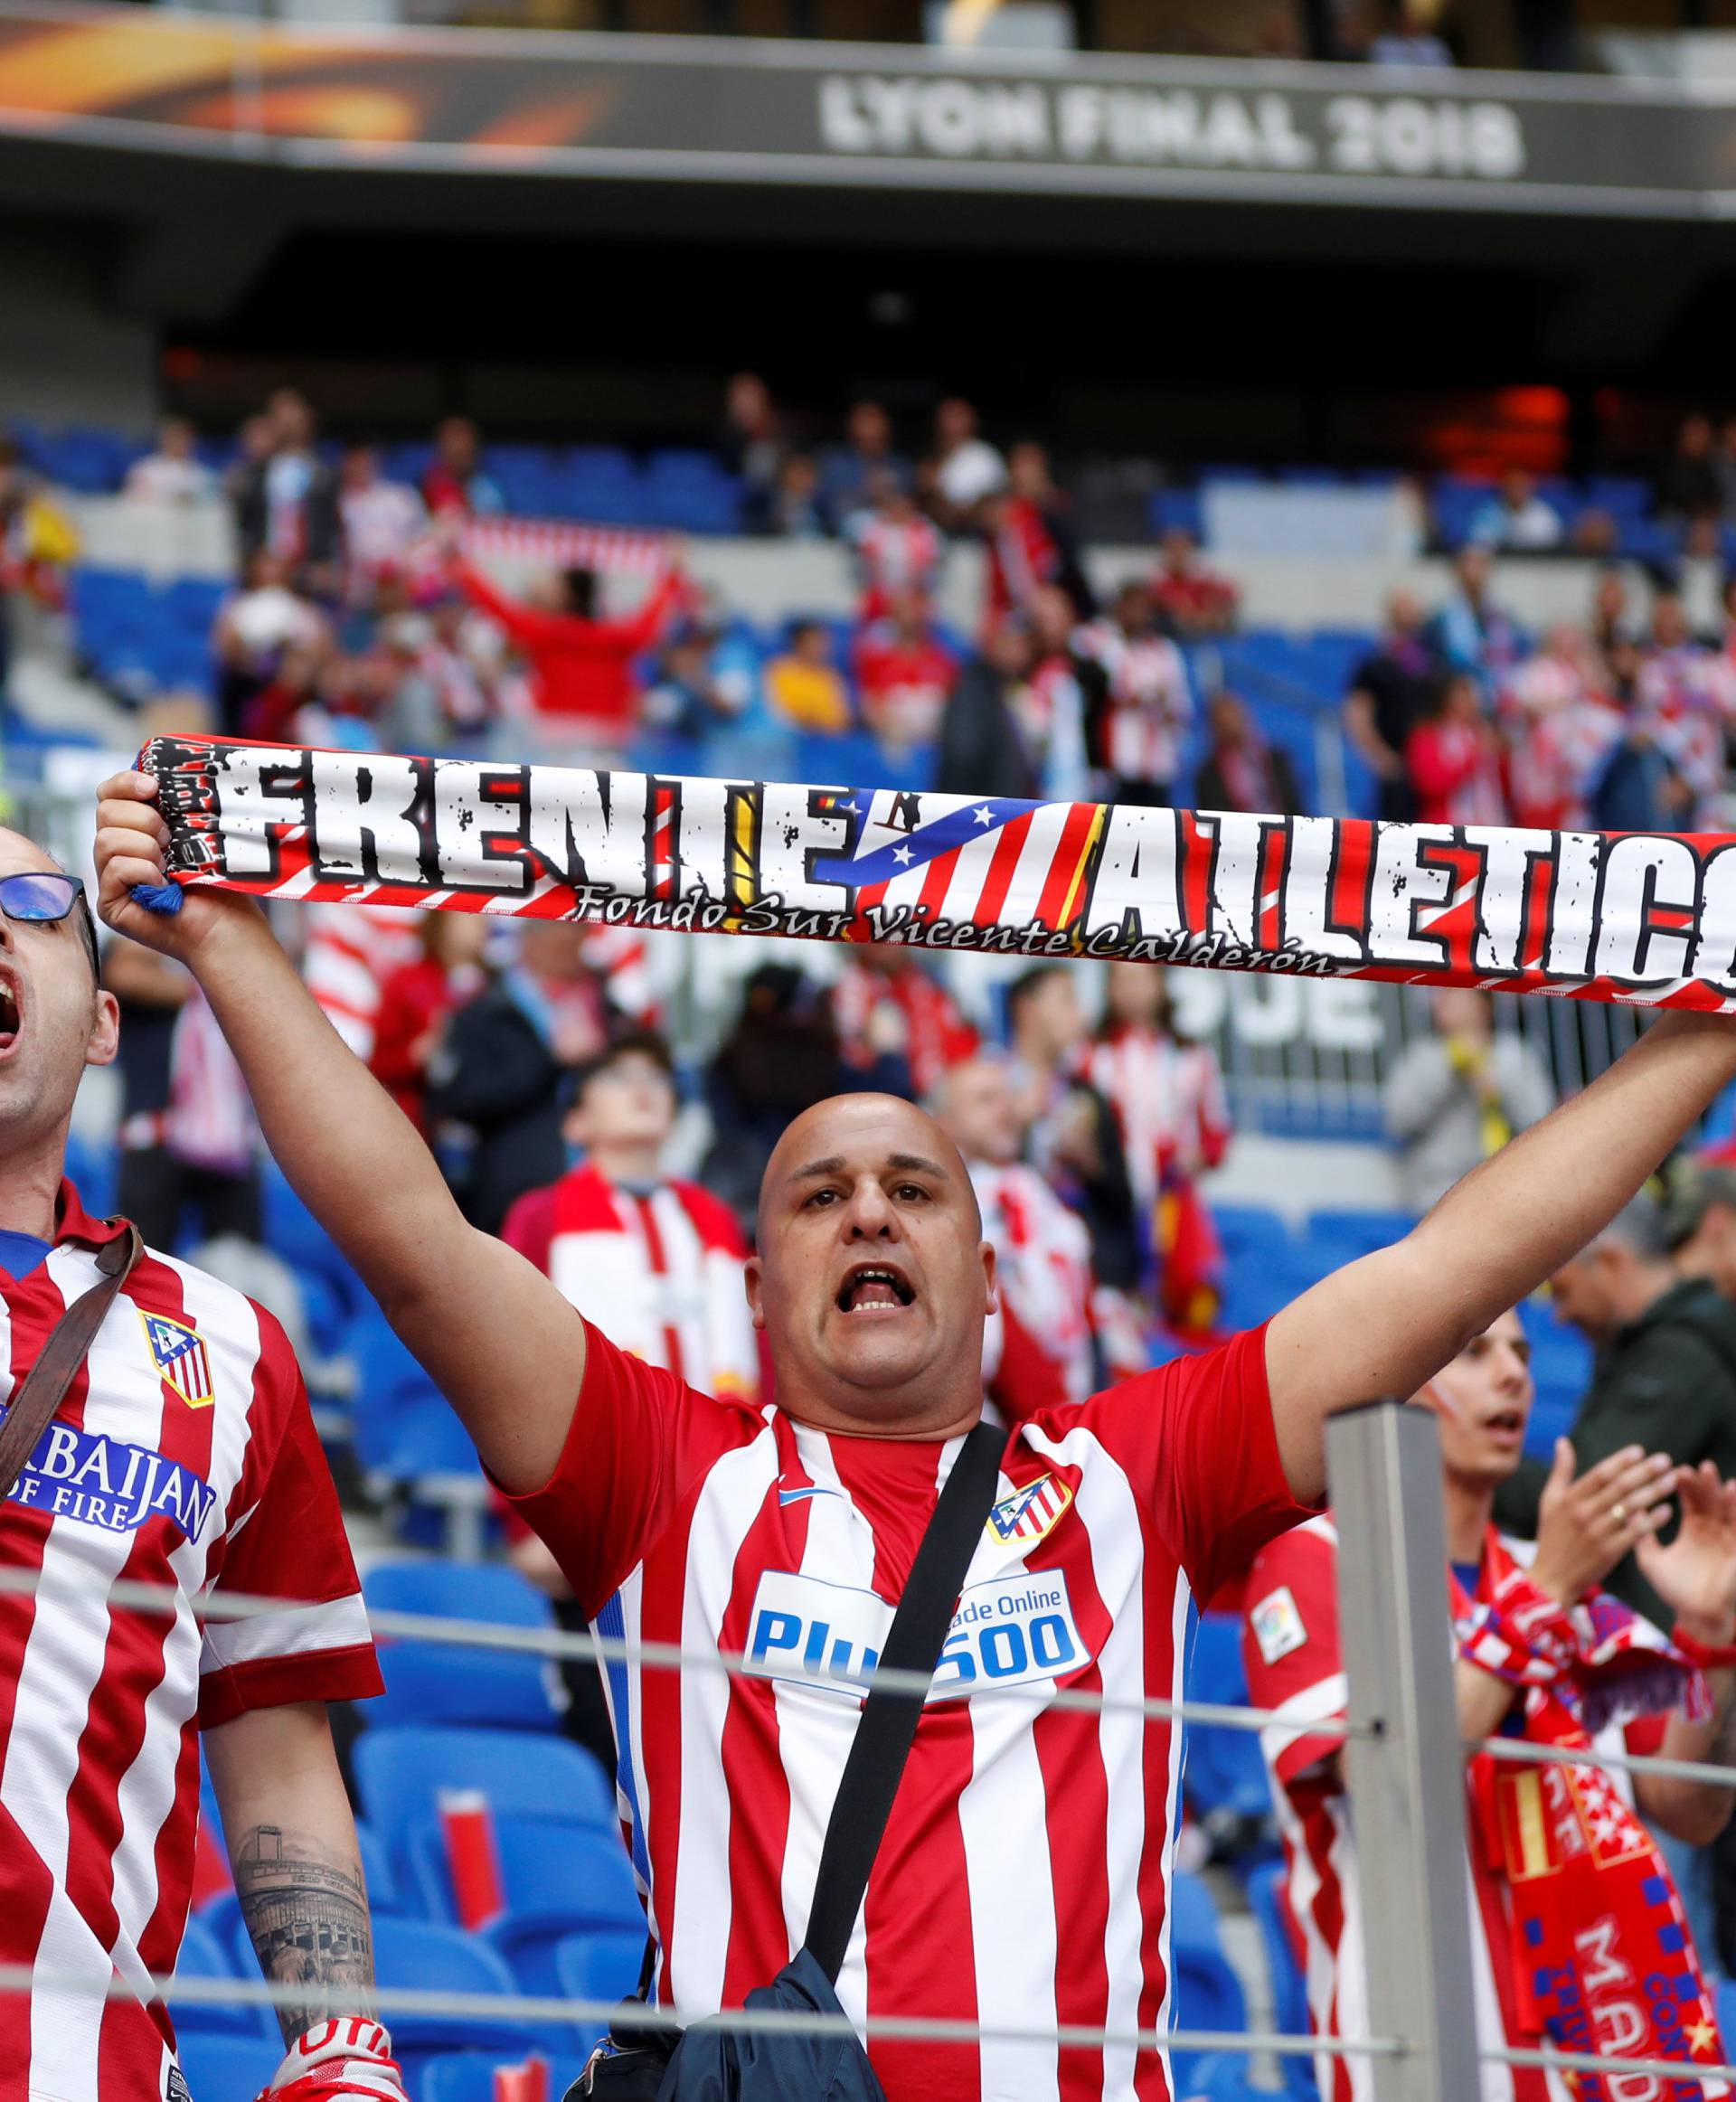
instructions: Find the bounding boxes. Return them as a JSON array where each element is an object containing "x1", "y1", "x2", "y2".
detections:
[
  {"x1": 1483, "y1": 1409, "x2": 1525, "y2": 1438},
  {"x1": 835, "y1": 1263, "x2": 916, "y2": 1315},
  {"x1": 0, "y1": 975, "x2": 24, "y2": 1056}
]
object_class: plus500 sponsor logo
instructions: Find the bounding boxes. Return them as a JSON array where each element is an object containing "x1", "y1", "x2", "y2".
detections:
[{"x1": 745, "y1": 1569, "x2": 1084, "y2": 1701}]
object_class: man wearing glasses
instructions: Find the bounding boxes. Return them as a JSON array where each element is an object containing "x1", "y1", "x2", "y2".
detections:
[{"x1": 0, "y1": 838, "x2": 401, "y2": 2100}]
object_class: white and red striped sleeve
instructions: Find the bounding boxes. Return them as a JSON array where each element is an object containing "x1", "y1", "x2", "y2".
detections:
[
  {"x1": 499, "y1": 1319, "x2": 758, "y2": 1618},
  {"x1": 1241, "y1": 1520, "x2": 1346, "y2": 1788},
  {"x1": 1079, "y1": 1322, "x2": 1315, "y2": 1602},
  {"x1": 198, "y1": 1314, "x2": 382, "y2": 1728}
]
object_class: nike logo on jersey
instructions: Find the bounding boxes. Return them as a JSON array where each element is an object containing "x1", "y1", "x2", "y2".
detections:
[{"x1": 777, "y1": 1485, "x2": 843, "y2": 1506}]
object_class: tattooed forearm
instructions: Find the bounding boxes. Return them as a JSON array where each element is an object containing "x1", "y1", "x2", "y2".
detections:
[{"x1": 231, "y1": 1824, "x2": 375, "y2": 2042}]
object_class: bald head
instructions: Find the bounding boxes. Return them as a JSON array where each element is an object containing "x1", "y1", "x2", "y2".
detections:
[
  {"x1": 747, "y1": 1091, "x2": 996, "y2": 1437},
  {"x1": 761, "y1": 1093, "x2": 980, "y2": 1241}
]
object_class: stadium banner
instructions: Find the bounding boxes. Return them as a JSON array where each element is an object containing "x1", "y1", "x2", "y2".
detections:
[
  {"x1": 137, "y1": 734, "x2": 1736, "y2": 1013},
  {"x1": 0, "y1": 1, "x2": 1725, "y2": 218}
]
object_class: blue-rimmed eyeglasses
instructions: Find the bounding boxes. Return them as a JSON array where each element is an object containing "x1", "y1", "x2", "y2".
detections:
[{"x1": 0, "y1": 872, "x2": 99, "y2": 980}]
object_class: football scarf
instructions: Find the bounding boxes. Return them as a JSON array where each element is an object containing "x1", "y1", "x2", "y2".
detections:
[
  {"x1": 1456, "y1": 1533, "x2": 1730, "y2": 2097},
  {"x1": 133, "y1": 733, "x2": 1736, "y2": 1011}
]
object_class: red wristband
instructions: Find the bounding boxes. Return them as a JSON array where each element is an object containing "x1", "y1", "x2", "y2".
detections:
[{"x1": 1672, "y1": 1623, "x2": 1736, "y2": 1670}]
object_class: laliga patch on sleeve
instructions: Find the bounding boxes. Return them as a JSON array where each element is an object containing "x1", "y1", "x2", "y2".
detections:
[{"x1": 1250, "y1": 1585, "x2": 1307, "y2": 1666}]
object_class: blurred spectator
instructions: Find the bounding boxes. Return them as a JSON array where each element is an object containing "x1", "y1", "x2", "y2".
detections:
[
  {"x1": 834, "y1": 946, "x2": 977, "y2": 1098},
  {"x1": 764, "y1": 618, "x2": 852, "y2": 733},
  {"x1": 1505, "y1": 1192, "x2": 1736, "y2": 1627},
  {"x1": 844, "y1": 470, "x2": 944, "y2": 621},
  {"x1": 821, "y1": 398, "x2": 909, "y2": 517},
  {"x1": 1502, "y1": 622, "x2": 1617, "y2": 830},
  {"x1": 1367, "y1": 0, "x2": 1454, "y2": 64},
  {"x1": 1344, "y1": 588, "x2": 1437, "y2": 819},
  {"x1": 502, "y1": 1031, "x2": 760, "y2": 1401},
  {"x1": 700, "y1": 962, "x2": 904, "y2": 1236},
  {"x1": 1426, "y1": 544, "x2": 1524, "y2": 702},
  {"x1": 0, "y1": 432, "x2": 23, "y2": 694},
  {"x1": 425, "y1": 919, "x2": 617, "y2": 1234},
  {"x1": 1668, "y1": 1162, "x2": 1736, "y2": 1307},
  {"x1": 212, "y1": 550, "x2": 330, "y2": 737},
  {"x1": 1076, "y1": 580, "x2": 1194, "y2": 806},
  {"x1": 1147, "y1": 527, "x2": 1240, "y2": 638},
  {"x1": 367, "y1": 912, "x2": 488, "y2": 1137},
  {"x1": 981, "y1": 442, "x2": 1093, "y2": 628},
  {"x1": 767, "y1": 451, "x2": 834, "y2": 541},
  {"x1": 448, "y1": 538, "x2": 686, "y2": 746},
  {"x1": 223, "y1": 413, "x2": 275, "y2": 509},
  {"x1": 105, "y1": 948, "x2": 261, "y2": 1252},
  {"x1": 935, "y1": 617, "x2": 1039, "y2": 801},
  {"x1": 1015, "y1": 588, "x2": 1093, "y2": 803},
  {"x1": 930, "y1": 1054, "x2": 1098, "y2": 1406},
  {"x1": 641, "y1": 616, "x2": 756, "y2": 740},
  {"x1": 422, "y1": 415, "x2": 504, "y2": 518},
  {"x1": 1005, "y1": 964, "x2": 1139, "y2": 1294},
  {"x1": 1658, "y1": 410, "x2": 1723, "y2": 528},
  {"x1": 1590, "y1": 642, "x2": 1694, "y2": 831},
  {"x1": 1406, "y1": 670, "x2": 1504, "y2": 825},
  {"x1": 1590, "y1": 563, "x2": 1637, "y2": 655},
  {"x1": 374, "y1": 597, "x2": 506, "y2": 753},
  {"x1": 337, "y1": 444, "x2": 426, "y2": 607},
  {"x1": 719, "y1": 371, "x2": 783, "y2": 533},
  {"x1": 925, "y1": 396, "x2": 1006, "y2": 529},
  {"x1": 1087, "y1": 961, "x2": 1231, "y2": 1330},
  {"x1": 1194, "y1": 692, "x2": 1305, "y2": 815},
  {"x1": 232, "y1": 387, "x2": 342, "y2": 594},
  {"x1": 1469, "y1": 467, "x2": 1563, "y2": 552},
  {"x1": 1384, "y1": 987, "x2": 1555, "y2": 1212},
  {"x1": 123, "y1": 418, "x2": 213, "y2": 507},
  {"x1": 854, "y1": 588, "x2": 958, "y2": 754},
  {"x1": 1637, "y1": 590, "x2": 1736, "y2": 825}
]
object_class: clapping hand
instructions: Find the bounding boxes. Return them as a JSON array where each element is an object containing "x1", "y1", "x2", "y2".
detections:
[
  {"x1": 1530, "y1": 1440, "x2": 1677, "y2": 1608},
  {"x1": 1637, "y1": 1460, "x2": 1736, "y2": 1647}
]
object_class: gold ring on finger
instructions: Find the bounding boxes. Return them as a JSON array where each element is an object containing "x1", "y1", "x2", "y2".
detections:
[{"x1": 1612, "y1": 1502, "x2": 1628, "y2": 1524}]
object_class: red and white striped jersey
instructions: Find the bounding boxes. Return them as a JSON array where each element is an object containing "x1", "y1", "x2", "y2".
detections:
[
  {"x1": 502, "y1": 1165, "x2": 760, "y2": 1402},
  {"x1": 969, "y1": 1162, "x2": 1096, "y2": 1406},
  {"x1": 302, "y1": 901, "x2": 420, "y2": 1061},
  {"x1": 0, "y1": 1184, "x2": 380, "y2": 2101},
  {"x1": 1074, "y1": 625, "x2": 1194, "y2": 787},
  {"x1": 1241, "y1": 1518, "x2": 1649, "y2": 2102},
  {"x1": 1085, "y1": 1028, "x2": 1231, "y2": 1215},
  {"x1": 505, "y1": 1318, "x2": 1309, "y2": 2102},
  {"x1": 846, "y1": 512, "x2": 944, "y2": 621}
]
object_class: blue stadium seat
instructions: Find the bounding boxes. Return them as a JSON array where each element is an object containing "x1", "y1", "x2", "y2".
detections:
[
  {"x1": 1174, "y1": 2054, "x2": 1260, "y2": 2102},
  {"x1": 1183, "y1": 1616, "x2": 1273, "y2": 1827},
  {"x1": 553, "y1": 1928, "x2": 653, "y2": 2057},
  {"x1": 1150, "y1": 491, "x2": 1203, "y2": 539},
  {"x1": 402, "y1": 1818, "x2": 645, "y2": 1996},
  {"x1": 1209, "y1": 1207, "x2": 1291, "y2": 1270},
  {"x1": 170, "y1": 1912, "x2": 275, "y2": 2040},
  {"x1": 1168, "y1": 1871, "x2": 1249, "y2": 2089},
  {"x1": 421, "y1": 2054, "x2": 596, "y2": 2102},
  {"x1": 1301, "y1": 1210, "x2": 1417, "y2": 1266},
  {"x1": 354, "y1": 1726, "x2": 618, "y2": 1871},
  {"x1": 364, "y1": 1560, "x2": 561, "y2": 1732},
  {"x1": 174, "y1": 2032, "x2": 282, "y2": 2097},
  {"x1": 1246, "y1": 1862, "x2": 1316, "y2": 2101},
  {"x1": 372, "y1": 1918, "x2": 541, "y2": 2072},
  {"x1": 1585, "y1": 475, "x2": 1654, "y2": 519}
]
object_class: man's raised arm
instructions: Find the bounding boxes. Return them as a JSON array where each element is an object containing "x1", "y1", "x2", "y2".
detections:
[
  {"x1": 93, "y1": 770, "x2": 585, "y2": 1493},
  {"x1": 1269, "y1": 1009, "x2": 1736, "y2": 1503}
]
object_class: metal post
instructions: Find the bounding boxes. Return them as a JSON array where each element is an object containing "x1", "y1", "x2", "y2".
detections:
[{"x1": 1327, "y1": 1400, "x2": 1480, "y2": 2102}]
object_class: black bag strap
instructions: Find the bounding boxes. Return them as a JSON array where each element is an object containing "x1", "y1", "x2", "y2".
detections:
[
  {"x1": 0, "y1": 1223, "x2": 141, "y2": 1503},
  {"x1": 804, "y1": 1418, "x2": 1004, "y2": 1983}
]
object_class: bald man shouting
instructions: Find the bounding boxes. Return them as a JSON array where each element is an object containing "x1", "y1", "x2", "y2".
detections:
[{"x1": 96, "y1": 768, "x2": 1736, "y2": 2102}]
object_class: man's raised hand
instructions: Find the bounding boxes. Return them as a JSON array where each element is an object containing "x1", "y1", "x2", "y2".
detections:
[
  {"x1": 1529, "y1": 1438, "x2": 1676, "y2": 1608},
  {"x1": 1637, "y1": 1459, "x2": 1736, "y2": 1647},
  {"x1": 93, "y1": 768, "x2": 263, "y2": 963}
]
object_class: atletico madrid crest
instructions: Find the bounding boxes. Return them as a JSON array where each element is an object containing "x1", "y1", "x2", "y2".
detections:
[
  {"x1": 985, "y1": 1474, "x2": 1074, "y2": 1549},
  {"x1": 141, "y1": 1311, "x2": 214, "y2": 1409}
]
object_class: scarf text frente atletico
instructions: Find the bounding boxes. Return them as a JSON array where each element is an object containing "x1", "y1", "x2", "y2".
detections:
[{"x1": 137, "y1": 734, "x2": 1736, "y2": 1009}]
